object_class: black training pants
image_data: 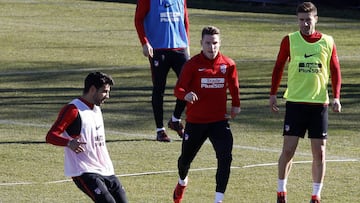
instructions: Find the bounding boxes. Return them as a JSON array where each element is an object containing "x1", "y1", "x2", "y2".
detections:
[
  {"x1": 149, "y1": 49, "x2": 188, "y2": 128},
  {"x1": 177, "y1": 120, "x2": 233, "y2": 193}
]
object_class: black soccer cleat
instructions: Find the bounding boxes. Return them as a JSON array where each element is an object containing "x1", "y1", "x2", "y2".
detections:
[
  {"x1": 168, "y1": 119, "x2": 184, "y2": 138},
  {"x1": 156, "y1": 130, "x2": 171, "y2": 142}
]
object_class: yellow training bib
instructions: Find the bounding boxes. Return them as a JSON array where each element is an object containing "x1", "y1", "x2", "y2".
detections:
[{"x1": 284, "y1": 31, "x2": 333, "y2": 104}]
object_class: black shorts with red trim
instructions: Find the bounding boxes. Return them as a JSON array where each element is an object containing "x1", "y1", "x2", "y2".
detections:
[
  {"x1": 283, "y1": 101, "x2": 328, "y2": 139},
  {"x1": 72, "y1": 173, "x2": 127, "y2": 203}
]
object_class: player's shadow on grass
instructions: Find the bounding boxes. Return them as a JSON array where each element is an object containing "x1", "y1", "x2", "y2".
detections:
[
  {"x1": 0, "y1": 138, "x2": 177, "y2": 145},
  {"x1": 107, "y1": 138, "x2": 182, "y2": 143},
  {"x1": 0, "y1": 141, "x2": 46, "y2": 145}
]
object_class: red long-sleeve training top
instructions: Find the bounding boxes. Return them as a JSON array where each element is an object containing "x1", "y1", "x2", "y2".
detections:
[{"x1": 175, "y1": 52, "x2": 240, "y2": 123}]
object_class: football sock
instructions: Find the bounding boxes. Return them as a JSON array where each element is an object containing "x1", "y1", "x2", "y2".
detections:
[
  {"x1": 277, "y1": 179, "x2": 287, "y2": 192},
  {"x1": 214, "y1": 192, "x2": 224, "y2": 203},
  {"x1": 178, "y1": 176, "x2": 188, "y2": 186},
  {"x1": 172, "y1": 115, "x2": 181, "y2": 122},
  {"x1": 156, "y1": 127, "x2": 165, "y2": 132},
  {"x1": 312, "y1": 182, "x2": 323, "y2": 198}
]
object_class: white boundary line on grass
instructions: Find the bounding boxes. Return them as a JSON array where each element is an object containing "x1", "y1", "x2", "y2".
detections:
[
  {"x1": 0, "y1": 119, "x2": 353, "y2": 161},
  {"x1": 0, "y1": 159, "x2": 358, "y2": 186}
]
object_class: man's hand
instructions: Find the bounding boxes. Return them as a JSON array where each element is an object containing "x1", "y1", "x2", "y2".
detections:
[
  {"x1": 269, "y1": 95, "x2": 279, "y2": 112},
  {"x1": 142, "y1": 43, "x2": 153, "y2": 58},
  {"x1": 229, "y1": 106, "x2": 241, "y2": 119},
  {"x1": 67, "y1": 139, "x2": 86, "y2": 154},
  {"x1": 332, "y1": 98, "x2": 341, "y2": 112},
  {"x1": 184, "y1": 91, "x2": 198, "y2": 104}
]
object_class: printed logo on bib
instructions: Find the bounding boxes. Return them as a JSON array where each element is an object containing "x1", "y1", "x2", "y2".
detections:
[
  {"x1": 95, "y1": 135, "x2": 105, "y2": 147},
  {"x1": 304, "y1": 53, "x2": 317, "y2": 58},
  {"x1": 298, "y1": 62, "x2": 322, "y2": 73},
  {"x1": 160, "y1": 12, "x2": 181, "y2": 22}
]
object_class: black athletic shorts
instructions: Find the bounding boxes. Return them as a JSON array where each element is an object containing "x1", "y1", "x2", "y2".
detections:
[
  {"x1": 72, "y1": 173, "x2": 127, "y2": 203},
  {"x1": 283, "y1": 102, "x2": 328, "y2": 139}
]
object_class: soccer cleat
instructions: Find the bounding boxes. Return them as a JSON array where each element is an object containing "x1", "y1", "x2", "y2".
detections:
[
  {"x1": 156, "y1": 130, "x2": 171, "y2": 142},
  {"x1": 310, "y1": 195, "x2": 321, "y2": 203},
  {"x1": 167, "y1": 119, "x2": 185, "y2": 138},
  {"x1": 173, "y1": 183, "x2": 186, "y2": 203},
  {"x1": 277, "y1": 192, "x2": 287, "y2": 203}
]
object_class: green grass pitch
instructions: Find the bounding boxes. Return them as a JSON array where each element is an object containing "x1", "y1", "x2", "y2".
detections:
[{"x1": 0, "y1": 0, "x2": 359, "y2": 202}]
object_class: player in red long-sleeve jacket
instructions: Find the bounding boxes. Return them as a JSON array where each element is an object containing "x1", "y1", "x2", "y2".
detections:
[
  {"x1": 270, "y1": 2, "x2": 342, "y2": 203},
  {"x1": 172, "y1": 26, "x2": 240, "y2": 203}
]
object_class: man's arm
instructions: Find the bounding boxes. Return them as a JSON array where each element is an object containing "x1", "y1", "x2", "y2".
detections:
[
  {"x1": 184, "y1": 0, "x2": 190, "y2": 44},
  {"x1": 270, "y1": 36, "x2": 290, "y2": 95},
  {"x1": 330, "y1": 43, "x2": 342, "y2": 112},
  {"x1": 227, "y1": 62, "x2": 241, "y2": 118},
  {"x1": 270, "y1": 36, "x2": 290, "y2": 112},
  {"x1": 134, "y1": 0, "x2": 153, "y2": 57},
  {"x1": 174, "y1": 61, "x2": 193, "y2": 101},
  {"x1": 183, "y1": 0, "x2": 190, "y2": 57},
  {"x1": 134, "y1": 0, "x2": 150, "y2": 46},
  {"x1": 330, "y1": 43, "x2": 341, "y2": 99},
  {"x1": 228, "y1": 62, "x2": 240, "y2": 107},
  {"x1": 45, "y1": 104, "x2": 78, "y2": 146}
]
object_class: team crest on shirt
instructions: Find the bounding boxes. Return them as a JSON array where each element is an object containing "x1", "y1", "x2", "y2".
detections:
[{"x1": 220, "y1": 64, "x2": 227, "y2": 74}]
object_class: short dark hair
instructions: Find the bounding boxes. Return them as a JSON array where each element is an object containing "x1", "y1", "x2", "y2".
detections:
[
  {"x1": 296, "y1": 2, "x2": 317, "y2": 16},
  {"x1": 83, "y1": 72, "x2": 114, "y2": 94},
  {"x1": 201, "y1": 26, "x2": 220, "y2": 39}
]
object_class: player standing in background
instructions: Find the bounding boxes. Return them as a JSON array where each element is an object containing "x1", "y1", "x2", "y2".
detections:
[
  {"x1": 134, "y1": 0, "x2": 190, "y2": 142},
  {"x1": 46, "y1": 72, "x2": 128, "y2": 203},
  {"x1": 172, "y1": 26, "x2": 241, "y2": 203},
  {"x1": 269, "y1": 2, "x2": 342, "y2": 203}
]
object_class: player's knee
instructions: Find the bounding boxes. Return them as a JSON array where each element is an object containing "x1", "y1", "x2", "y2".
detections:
[{"x1": 282, "y1": 146, "x2": 296, "y2": 158}]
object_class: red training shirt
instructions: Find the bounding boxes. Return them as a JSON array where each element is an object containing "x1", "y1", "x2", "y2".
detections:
[{"x1": 175, "y1": 51, "x2": 240, "y2": 123}]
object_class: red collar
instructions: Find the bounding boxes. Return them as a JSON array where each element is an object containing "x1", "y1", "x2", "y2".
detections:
[
  {"x1": 79, "y1": 97, "x2": 94, "y2": 109},
  {"x1": 300, "y1": 31, "x2": 322, "y2": 43}
]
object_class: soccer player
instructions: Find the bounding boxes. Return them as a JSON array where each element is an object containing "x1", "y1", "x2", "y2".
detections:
[
  {"x1": 134, "y1": 0, "x2": 190, "y2": 142},
  {"x1": 269, "y1": 2, "x2": 342, "y2": 203},
  {"x1": 172, "y1": 26, "x2": 241, "y2": 203},
  {"x1": 46, "y1": 72, "x2": 128, "y2": 203}
]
